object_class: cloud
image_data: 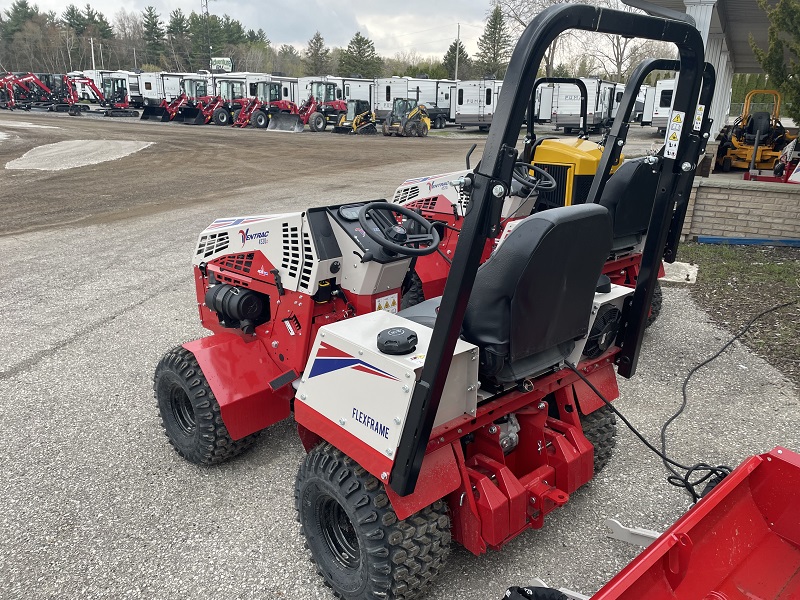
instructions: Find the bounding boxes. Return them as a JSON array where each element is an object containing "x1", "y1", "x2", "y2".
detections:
[{"x1": 34, "y1": 0, "x2": 491, "y2": 58}]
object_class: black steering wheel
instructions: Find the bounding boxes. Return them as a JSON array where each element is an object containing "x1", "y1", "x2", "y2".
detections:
[
  {"x1": 358, "y1": 202, "x2": 440, "y2": 256},
  {"x1": 511, "y1": 161, "x2": 558, "y2": 192}
]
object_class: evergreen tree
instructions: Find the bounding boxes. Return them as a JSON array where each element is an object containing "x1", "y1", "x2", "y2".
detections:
[
  {"x1": 552, "y1": 63, "x2": 570, "y2": 78},
  {"x1": 474, "y1": 5, "x2": 511, "y2": 78},
  {"x1": 303, "y1": 31, "x2": 330, "y2": 75},
  {"x1": 338, "y1": 32, "x2": 383, "y2": 78},
  {"x1": 141, "y1": 6, "x2": 164, "y2": 65},
  {"x1": 2, "y1": 0, "x2": 40, "y2": 39},
  {"x1": 61, "y1": 4, "x2": 84, "y2": 33},
  {"x1": 751, "y1": 0, "x2": 800, "y2": 121},
  {"x1": 442, "y1": 39, "x2": 471, "y2": 79},
  {"x1": 166, "y1": 9, "x2": 188, "y2": 36}
]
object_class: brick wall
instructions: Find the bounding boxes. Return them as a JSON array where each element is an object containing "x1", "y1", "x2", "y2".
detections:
[{"x1": 683, "y1": 177, "x2": 800, "y2": 241}]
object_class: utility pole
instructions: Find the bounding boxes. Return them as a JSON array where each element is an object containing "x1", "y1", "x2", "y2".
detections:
[
  {"x1": 133, "y1": 47, "x2": 137, "y2": 70},
  {"x1": 454, "y1": 23, "x2": 460, "y2": 80},
  {"x1": 100, "y1": 44, "x2": 105, "y2": 70},
  {"x1": 90, "y1": 37, "x2": 96, "y2": 70},
  {"x1": 201, "y1": 0, "x2": 212, "y2": 70}
]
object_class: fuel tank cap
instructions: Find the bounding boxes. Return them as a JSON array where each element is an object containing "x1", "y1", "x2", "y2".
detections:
[{"x1": 377, "y1": 327, "x2": 418, "y2": 355}]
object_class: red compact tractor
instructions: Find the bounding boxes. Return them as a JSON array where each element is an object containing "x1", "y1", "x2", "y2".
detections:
[
  {"x1": 153, "y1": 5, "x2": 799, "y2": 599},
  {"x1": 231, "y1": 82, "x2": 299, "y2": 129},
  {"x1": 298, "y1": 80, "x2": 347, "y2": 131}
]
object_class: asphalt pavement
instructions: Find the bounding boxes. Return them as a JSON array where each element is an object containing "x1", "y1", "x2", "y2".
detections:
[{"x1": 1, "y1": 111, "x2": 797, "y2": 600}]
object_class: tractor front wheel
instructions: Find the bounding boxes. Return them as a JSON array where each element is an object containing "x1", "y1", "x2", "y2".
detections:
[
  {"x1": 232, "y1": 109, "x2": 242, "y2": 126},
  {"x1": 251, "y1": 110, "x2": 268, "y2": 129},
  {"x1": 404, "y1": 120, "x2": 419, "y2": 137},
  {"x1": 418, "y1": 122, "x2": 429, "y2": 137},
  {"x1": 309, "y1": 112, "x2": 326, "y2": 132},
  {"x1": 580, "y1": 404, "x2": 617, "y2": 473},
  {"x1": 212, "y1": 107, "x2": 229, "y2": 126},
  {"x1": 382, "y1": 122, "x2": 392, "y2": 136},
  {"x1": 296, "y1": 443, "x2": 450, "y2": 600},
  {"x1": 154, "y1": 346, "x2": 258, "y2": 465}
]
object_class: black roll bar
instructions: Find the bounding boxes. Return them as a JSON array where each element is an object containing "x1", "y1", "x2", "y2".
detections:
[
  {"x1": 389, "y1": 3, "x2": 705, "y2": 497},
  {"x1": 528, "y1": 77, "x2": 589, "y2": 146}
]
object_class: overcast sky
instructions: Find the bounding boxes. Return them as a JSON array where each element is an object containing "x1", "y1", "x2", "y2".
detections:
[{"x1": 34, "y1": 0, "x2": 494, "y2": 58}]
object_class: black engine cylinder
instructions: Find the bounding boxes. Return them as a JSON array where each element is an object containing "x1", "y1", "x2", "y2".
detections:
[{"x1": 205, "y1": 284, "x2": 267, "y2": 334}]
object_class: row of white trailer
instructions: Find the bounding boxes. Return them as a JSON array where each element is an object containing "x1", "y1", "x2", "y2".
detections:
[
  {"x1": 532, "y1": 77, "x2": 678, "y2": 133},
  {"x1": 67, "y1": 69, "x2": 679, "y2": 131}
]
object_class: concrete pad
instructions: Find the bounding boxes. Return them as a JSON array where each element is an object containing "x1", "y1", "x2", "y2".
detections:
[
  {"x1": 662, "y1": 260, "x2": 698, "y2": 283},
  {"x1": 5, "y1": 140, "x2": 153, "y2": 171},
  {"x1": 0, "y1": 120, "x2": 59, "y2": 129}
]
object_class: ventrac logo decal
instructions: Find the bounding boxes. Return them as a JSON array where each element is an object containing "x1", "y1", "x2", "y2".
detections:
[
  {"x1": 308, "y1": 342, "x2": 399, "y2": 381},
  {"x1": 239, "y1": 228, "x2": 269, "y2": 246},
  {"x1": 426, "y1": 180, "x2": 450, "y2": 192}
]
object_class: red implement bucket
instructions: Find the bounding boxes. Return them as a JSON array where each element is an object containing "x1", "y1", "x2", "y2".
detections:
[{"x1": 594, "y1": 447, "x2": 800, "y2": 599}]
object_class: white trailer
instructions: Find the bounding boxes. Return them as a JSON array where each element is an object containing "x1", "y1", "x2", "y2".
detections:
[
  {"x1": 553, "y1": 77, "x2": 616, "y2": 132},
  {"x1": 373, "y1": 76, "x2": 456, "y2": 128},
  {"x1": 136, "y1": 72, "x2": 184, "y2": 106},
  {"x1": 640, "y1": 85, "x2": 657, "y2": 125},
  {"x1": 449, "y1": 79, "x2": 503, "y2": 129},
  {"x1": 651, "y1": 78, "x2": 676, "y2": 132},
  {"x1": 533, "y1": 85, "x2": 555, "y2": 123},
  {"x1": 270, "y1": 75, "x2": 299, "y2": 103},
  {"x1": 298, "y1": 76, "x2": 373, "y2": 103}
]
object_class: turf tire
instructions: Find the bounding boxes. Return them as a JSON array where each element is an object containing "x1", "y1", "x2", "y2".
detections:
[
  {"x1": 154, "y1": 345, "x2": 258, "y2": 465},
  {"x1": 580, "y1": 404, "x2": 617, "y2": 473},
  {"x1": 296, "y1": 443, "x2": 450, "y2": 600},
  {"x1": 400, "y1": 272, "x2": 425, "y2": 310}
]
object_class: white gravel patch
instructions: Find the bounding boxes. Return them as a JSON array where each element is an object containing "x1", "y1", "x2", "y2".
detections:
[
  {"x1": 662, "y1": 260, "x2": 699, "y2": 283},
  {"x1": 0, "y1": 131, "x2": 9, "y2": 141},
  {"x1": 0, "y1": 121, "x2": 60, "y2": 129},
  {"x1": 6, "y1": 140, "x2": 154, "y2": 171}
]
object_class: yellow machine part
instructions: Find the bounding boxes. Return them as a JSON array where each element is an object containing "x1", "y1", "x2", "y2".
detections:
[
  {"x1": 716, "y1": 89, "x2": 796, "y2": 171},
  {"x1": 532, "y1": 138, "x2": 623, "y2": 207}
]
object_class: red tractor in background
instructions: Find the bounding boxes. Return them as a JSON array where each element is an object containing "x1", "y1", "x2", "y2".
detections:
[
  {"x1": 231, "y1": 81, "x2": 299, "y2": 129},
  {"x1": 298, "y1": 80, "x2": 347, "y2": 131}
]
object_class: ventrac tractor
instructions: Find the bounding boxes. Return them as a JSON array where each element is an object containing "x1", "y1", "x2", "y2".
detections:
[{"x1": 153, "y1": 5, "x2": 799, "y2": 599}]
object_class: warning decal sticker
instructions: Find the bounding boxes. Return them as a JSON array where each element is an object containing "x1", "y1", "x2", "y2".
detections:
[
  {"x1": 375, "y1": 293, "x2": 399, "y2": 314},
  {"x1": 664, "y1": 110, "x2": 685, "y2": 160},
  {"x1": 693, "y1": 105, "x2": 705, "y2": 131}
]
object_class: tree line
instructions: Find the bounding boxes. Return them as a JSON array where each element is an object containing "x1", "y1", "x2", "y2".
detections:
[{"x1": 0, "y1": 1, "x2": 514, "y2": 80}]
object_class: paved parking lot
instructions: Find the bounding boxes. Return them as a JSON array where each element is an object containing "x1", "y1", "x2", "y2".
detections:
[{"x1": 1, "y1": 111, "x2": 797, "y2": 599}]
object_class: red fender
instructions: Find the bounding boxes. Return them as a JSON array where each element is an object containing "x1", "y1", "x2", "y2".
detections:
[{"x1": 184, "y1": 333, "x2": 294, "y2": 440}]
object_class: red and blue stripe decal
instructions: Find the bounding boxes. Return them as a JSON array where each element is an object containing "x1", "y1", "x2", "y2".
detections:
[{"x1": 308, "y1": 342, "x2": 399, "y2": 381}]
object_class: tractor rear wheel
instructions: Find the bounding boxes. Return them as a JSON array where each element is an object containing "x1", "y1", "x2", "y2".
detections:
[
  {"x1": 418, "y1": 122, "x2": 429, "y2": 137},
  {"x1": 296, "y1": 443, "x2": 450, "y2": 600},
  {"x1": 646, "y1": 280, "x2": 663, "y2": 328},
  {"x1": 212, "y1": 107, "x2": 229, "y2": 126},
  {"x1": 251, "y1": 110, "x2": 268, "y2": 129},
  {"x1": 580, "y1": 404, "x2": 617, "y2": 473},
  {"x1": 154, "y1": 345, "x2": 258, "y2": 465},
  {"x1": 309, "y1": 112, "x2": 326, "y2": 132}
]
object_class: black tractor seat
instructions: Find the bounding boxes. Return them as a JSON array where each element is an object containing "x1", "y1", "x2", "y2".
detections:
[
  {"x1": 743, "y1": 111, "x2": 772, "y2": 145},
  {"x1": 596, "y1": 157, "x2": 660, "y2": 254},
  {"x1": 399, "y1": 204, "x2": 612, "y2": 385}
]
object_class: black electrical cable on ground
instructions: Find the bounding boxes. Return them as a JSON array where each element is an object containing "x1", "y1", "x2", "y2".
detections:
[{"x1": 565, "y1": 297, "x2": 799, "y2": 502}]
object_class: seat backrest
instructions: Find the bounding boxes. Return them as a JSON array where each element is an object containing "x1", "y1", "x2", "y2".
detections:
[
  {"x1": 598, "y1": 158, "x2": 660, "y2": 240},
  {"x1": 462, "y1": 204, "x2": 612, "y2": 371},
  {"x1": 745, "y1": 112, "x2": 771, "y2": 139}
]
